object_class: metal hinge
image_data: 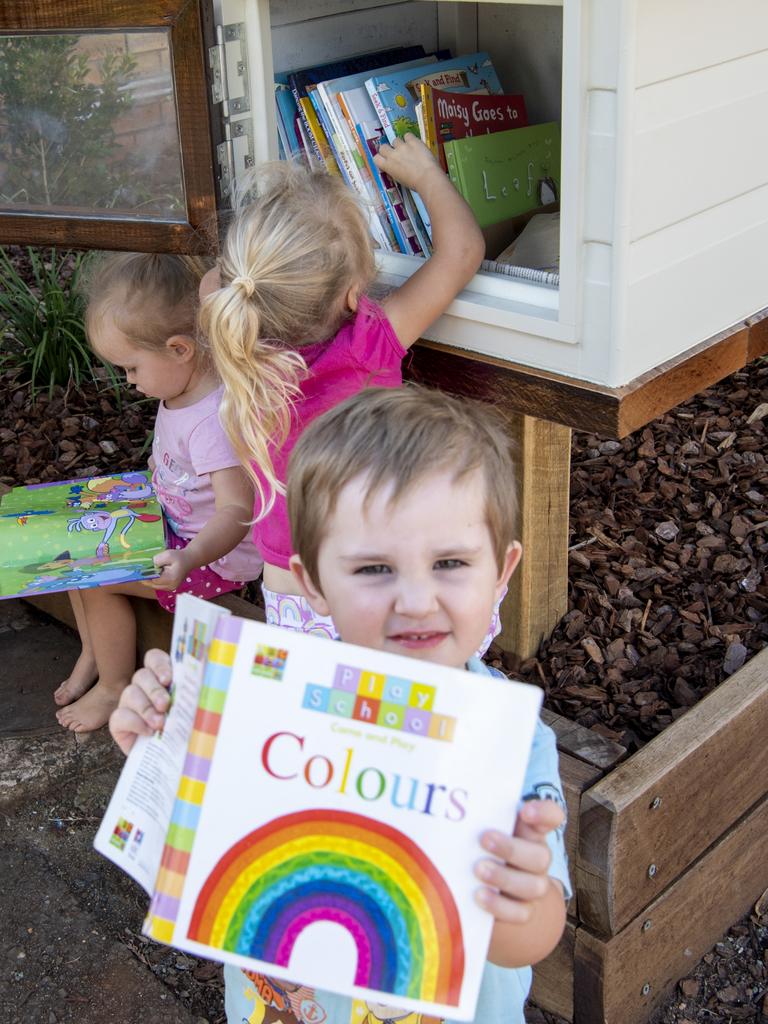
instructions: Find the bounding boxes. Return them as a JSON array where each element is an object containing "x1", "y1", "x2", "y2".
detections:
[
  {"x1": 208, "y1": 22, "x2": 250, "y2": 117},
  {"x1": 215, "y1": 119, "x2": 255, "y2": 201}
]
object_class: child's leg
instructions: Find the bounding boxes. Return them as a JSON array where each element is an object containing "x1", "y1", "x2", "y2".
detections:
[
  {"x1": 53, "y1": 589, "x2": 98, "y2": 706},
  {"x1": 56, "y1": 581, "x2": 157, "y2": 733}
]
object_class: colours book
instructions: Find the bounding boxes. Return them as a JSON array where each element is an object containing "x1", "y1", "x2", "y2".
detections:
[
  {"x1": 0, "y1": 470, "x2": 165, "y2": 600},
  {"x1": 444, "y1": 122, "x2": 561, "y2": 229},
  {"x1": 95, "y1": 594, "x2": 542, "y2": 1020}
]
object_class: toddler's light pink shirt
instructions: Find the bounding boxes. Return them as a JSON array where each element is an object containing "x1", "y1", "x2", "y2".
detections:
[
  {"x1": 152, "y1": 386, "x2": 263, "y2": 582},
  {"x1": 252, "y1": 295, "x2": 406, "y2": 569}
]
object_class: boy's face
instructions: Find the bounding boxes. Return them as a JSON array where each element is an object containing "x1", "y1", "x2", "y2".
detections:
[{"x1": 290, "y1": 469, "x2": 521, "y2": 668}]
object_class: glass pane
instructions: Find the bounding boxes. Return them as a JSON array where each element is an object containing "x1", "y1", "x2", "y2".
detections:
[{"x1": 0, "y1": 31, "x2": 186, "y2": 221}]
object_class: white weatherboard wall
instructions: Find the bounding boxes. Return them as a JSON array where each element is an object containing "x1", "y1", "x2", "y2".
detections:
[
  {"x1": 227, "y1": 1, "x2": 768, "y2": 387},
  {"x1": 619, "y1": 0, "x2": 768, "y2": 384}
]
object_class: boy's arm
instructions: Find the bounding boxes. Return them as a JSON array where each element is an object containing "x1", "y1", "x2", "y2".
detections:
[
  {"x1": 477, "y1": 799, "x2": 568, "y2": 969},
  {"x1": 373, "y1": 134, "x2": 485, "y2": 349},
  {"x1": 146, "y1": 466, "x2": 253, "y2": 591}
]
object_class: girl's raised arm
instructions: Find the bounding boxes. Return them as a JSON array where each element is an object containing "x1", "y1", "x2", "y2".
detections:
[{"x1": 373, "y1": 134, "x2": 485, "y2": 350}]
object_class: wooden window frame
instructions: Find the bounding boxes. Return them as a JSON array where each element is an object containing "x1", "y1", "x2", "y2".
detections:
[{"x1": 0, "y1": 0, "x2": 217, "y2": 253}]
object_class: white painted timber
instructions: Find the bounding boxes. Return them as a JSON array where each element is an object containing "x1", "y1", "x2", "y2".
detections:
[{"x1": 225, "y1": 0, "x2": 768, "y2": 388}]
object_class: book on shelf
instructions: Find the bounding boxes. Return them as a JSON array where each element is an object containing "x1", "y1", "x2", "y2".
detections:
[
  {"x1": 0, "y1": 470, "x2": 165, "y2": 601},
  {"x1": 419, "y1": 84, "x2": 528, "y2": 172},
  {"x1": 365, "y1": 53, "x2": 503, "y2": 240},
  {"x1": 298, "y1": 96, "x2": 341, "y2": 175},
  {"x1": 95, "y1": 593, "x2": 542, "y2": 1020},
  {"x1": 287, "y1": 46, "x2": 427, "y2": 170},
  {"x1": 312, "y1": 56, "x2": 434, "y2": 253},
  {"x1": 444, "y1": 121, "x2": 561, "y2": 229},
  {"x1": 364, "y1": 53, "x2": 503, "y2": 144},
  {"x1": 351, "y1": 113, "x2": 426, "y2": 256},
  {"x1": 274, "y1": 75, "x2": 303, "y2": 161}
]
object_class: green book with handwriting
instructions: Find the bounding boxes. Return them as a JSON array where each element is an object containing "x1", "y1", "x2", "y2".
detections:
[{"x1": 443, "y1": 122, "x2": 561, "y2": 229}]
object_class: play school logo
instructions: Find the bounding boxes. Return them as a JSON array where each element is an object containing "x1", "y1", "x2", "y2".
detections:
[{"x1": 302, "y1": 663, "x2": 456, "y2": 743}]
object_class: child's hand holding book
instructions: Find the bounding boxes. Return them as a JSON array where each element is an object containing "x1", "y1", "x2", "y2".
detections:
[{"x1": 109, "y1": 649, "x2": 173, "y2": 755}]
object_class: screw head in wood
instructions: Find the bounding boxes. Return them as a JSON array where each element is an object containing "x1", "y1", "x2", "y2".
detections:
[
  {"x1": 642, "y1": 919, "x2": 652, "y2": 931},
  {"x1": 642, "y1": 983, "x2": 651, "y2": 996},
  {"x1": 650, "y1": 796, "x2": 662, "y2": 809},
  {"x1": 648, "y1": 863, "x2": 657, "y2": 878}
]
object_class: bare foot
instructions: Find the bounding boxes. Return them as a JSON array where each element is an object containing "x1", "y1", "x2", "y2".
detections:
[
  {"x1": 53, "y1": 652, "x2": 98, "y2": 706},
  {"x1": 55, "y1": 682, "x2": 125, "y2": 733}
]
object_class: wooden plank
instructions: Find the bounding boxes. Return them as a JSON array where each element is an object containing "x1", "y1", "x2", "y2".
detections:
[
  {"x1": 559, "y1": 752, "x2": 603, "y2": 918},
  {"x1": 496, "y1": 414, "x2": 570, "y2": 659},
  {"x1": 531, "y1": 918, "x2": 576, "y2": 1021},
  {"x1": 577, "y1": 646, "x2": 768, "y2": 936},
  {"x1": 542, "y1": 708, "x2": 627, "y2": 772},
  {"x1": 23, "y1": 592, "x2": 264, "y2": 662},
  {"x1": 574, "y1": 794, "x2": 768, "y2": 1024},
  {"x1": 407, "y1": 305, "x2": 768, "y2": 438}
]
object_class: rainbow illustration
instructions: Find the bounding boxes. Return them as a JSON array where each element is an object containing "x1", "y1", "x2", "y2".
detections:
[{"x1": 188, "y1": 808, "x2": 465, "y2": 1005}]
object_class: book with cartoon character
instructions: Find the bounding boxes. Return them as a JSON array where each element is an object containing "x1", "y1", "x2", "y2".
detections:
[
  {"x1": 0, "y1": 470, "x2": 166, "y2": 600},
  {"x1": 95, "y1": 594, "x2": 543, "y2": 1021}
]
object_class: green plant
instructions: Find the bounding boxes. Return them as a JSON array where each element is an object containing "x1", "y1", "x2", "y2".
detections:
[{"x1": 0, "y1": 247, "x2": 100, "y2": 395}]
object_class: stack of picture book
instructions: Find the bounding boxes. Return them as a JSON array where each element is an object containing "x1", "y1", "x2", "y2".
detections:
[
  {"x1": 0, "y1": 470, "x2": 165, "y2": 600},
  {"x1": 273, "y1": 47, "x2": 561, "y2": 261},
  {"x1": 95, "y1": 593, "x2": 543, "y2": 1020}
]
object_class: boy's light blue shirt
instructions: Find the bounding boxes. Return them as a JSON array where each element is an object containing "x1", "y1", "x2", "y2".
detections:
[{"x1": 225, "y1": 657, "x2": 571, "y2": 1024}]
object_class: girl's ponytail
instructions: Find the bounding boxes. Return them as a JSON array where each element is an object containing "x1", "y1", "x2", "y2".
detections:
[
  {"x1": 202, "y1": 159, "x2": 376, "y2": 516},
  {"x1": 200, "y1": 283, "x2": 306, "y2": 519}
]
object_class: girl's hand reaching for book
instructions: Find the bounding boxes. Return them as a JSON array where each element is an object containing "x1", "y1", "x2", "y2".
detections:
[
  {"x1": 372, "y1": 132, "x2": 442, "y2": 192},
  {"x1": 109, "y1": 649, "x2": 173, "y2": 755}
]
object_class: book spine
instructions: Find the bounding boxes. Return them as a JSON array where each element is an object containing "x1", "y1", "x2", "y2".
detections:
[
  {"x1": 365, "y1": 80, "x2": 396, "y2": 143},
  {"x1": 296, "y1": 97, "x2": 325, "y2": 167},
  {"x1": 317, "y1": 84, "x2": 365, "y2": 192},
  {"x1": 352, "y1": 121, "x2": 411, "y2": 255},
  {"x1": 418, "y1": 83, "x2": 441, "y2": 164}
]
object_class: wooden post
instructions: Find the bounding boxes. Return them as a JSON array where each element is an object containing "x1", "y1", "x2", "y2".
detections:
[{"x1": 497, "y1": 413, "x2": 571, "y2": 659}]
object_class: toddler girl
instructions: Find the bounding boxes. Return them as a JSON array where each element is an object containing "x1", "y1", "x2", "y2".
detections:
[
  {"x1": 200, "y1": 134, "x2": 487, "y2": 639},
  {"x1": 55, "y1": 253, "x2": 263, "y2": 732}
]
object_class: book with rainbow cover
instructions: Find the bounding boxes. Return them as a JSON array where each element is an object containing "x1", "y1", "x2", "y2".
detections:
[
  {"x1": 0, "y1": 470, "x2": 164, "y2": 600},
  {"x1": 94, "y1": 594, "x2": 542, "y2": 1020}
]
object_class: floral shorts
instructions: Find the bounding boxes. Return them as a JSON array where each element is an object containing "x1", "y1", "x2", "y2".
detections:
[
  {"x1": 262, "y1": 584, "x2": 505, "y2": 656},
  {"x1": 155, "y1": 529, "x2": 246, "y2": 613}
]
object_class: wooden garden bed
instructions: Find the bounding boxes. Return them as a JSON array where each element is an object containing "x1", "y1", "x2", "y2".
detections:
[{"x1": 532, "y1": 644, "x2": 768, "y2": 1023}]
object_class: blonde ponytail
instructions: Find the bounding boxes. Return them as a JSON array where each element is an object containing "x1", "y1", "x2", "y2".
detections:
[{"x1": 202, "y1": 159, "x2": 376, "y2": 517}]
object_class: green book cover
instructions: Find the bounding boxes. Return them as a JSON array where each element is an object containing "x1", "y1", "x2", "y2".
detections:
[
  {"x1": 444, "y1": 122, "x2": 560, "y2": 229},
  {"x1": 0, "y1": 470, "x2": 165, "y2": 600}
]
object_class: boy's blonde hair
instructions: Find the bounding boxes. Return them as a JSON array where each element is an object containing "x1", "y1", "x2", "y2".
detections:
[
  {"x1": 287, "y1": 386, "x2": 519, "y2": 585},
  {"x1": 83, "y1": 252, "x2": 210, "y2": 353},
  {"x1": 199, "y1": 161, "x2": 377, "y2": 519}
]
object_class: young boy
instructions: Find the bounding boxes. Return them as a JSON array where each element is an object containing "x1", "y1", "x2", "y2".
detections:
[{"x1": 110, "y1": 385, "x2": 571, "y2": 1024}]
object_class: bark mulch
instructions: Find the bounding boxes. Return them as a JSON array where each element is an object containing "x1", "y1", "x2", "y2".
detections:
[{"x1": 0, "y1": 355, "x2": 766, "y2": 1023}]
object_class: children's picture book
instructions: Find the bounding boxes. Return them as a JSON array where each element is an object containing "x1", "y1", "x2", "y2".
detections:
[
  {"x1": 95, "y1": 594, "x2": 543, "y2": 1021},
  {"x1": 365, "y1": 53, "x2": 503, "y2": 239},
  {"x1": 364, "y1": 52, "x2": 502, "y2": 144},
  {"x1": 444, "y1": 122, "x2": 561, "y2": 229},
  {"x1": 0, "y1": 470, "x2": 165, "y2": 600},
  {"x1": 419, "y1": 84, "x2": 528, "y2": 172}
]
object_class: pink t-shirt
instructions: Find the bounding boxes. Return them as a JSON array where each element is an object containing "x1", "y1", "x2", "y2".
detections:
[
  {"x1": 152, "y1": 385, "x2": 263, "y2": 582},
  {"x1": 252, "y1": 295, "x2": 406, "y2": 569}
]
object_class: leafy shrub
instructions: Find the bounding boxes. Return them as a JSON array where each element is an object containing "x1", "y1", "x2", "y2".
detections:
[{"x1": 0, "y1": 247, "x2": 98, "y2": 395}]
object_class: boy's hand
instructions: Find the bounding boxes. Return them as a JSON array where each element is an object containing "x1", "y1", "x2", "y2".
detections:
[
  {"x1": 109, "y1": 649, "x2": 173, "y2": 755},
  {"x1": 372, "y1": 133, "x2": 442, "y2": 192},
  {"x1": 474, "y1": 799, "x2": 565, "y2": 924},
  {"x1": 146, "y1": 547, "x2": 193, "y2": 591}
]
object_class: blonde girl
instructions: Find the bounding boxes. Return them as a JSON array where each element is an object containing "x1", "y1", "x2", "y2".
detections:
[
  {"x1": 199, "y1": 133, "x2": 486, "y2": 637},
  {"x1": 55, "y1": 254, "x2": 262, "y2": 732}
]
